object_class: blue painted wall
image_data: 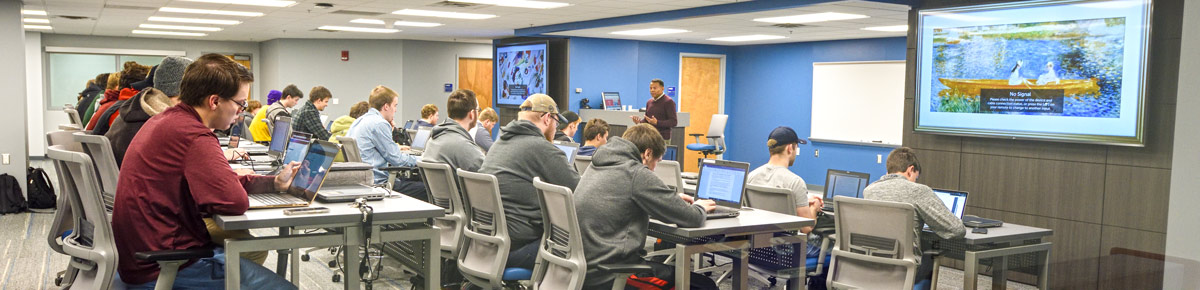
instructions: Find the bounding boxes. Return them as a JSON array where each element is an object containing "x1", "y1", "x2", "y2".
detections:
[
  {"x1": 568, "y1": 36, "x2": 907, "y2": 186},
  {"x1": 724, "y1": 37, "x2": 907, "y2": 185}
]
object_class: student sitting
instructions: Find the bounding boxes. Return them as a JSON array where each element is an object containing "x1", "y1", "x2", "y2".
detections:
[
  {"x1": 347, "y1": 86, "x2": 427, "y2": 200},
  {"x1": 106, "y1": 56, "x2": 190, "y2": 167},
  {"x1": 554, "y1": 111, "x2": 580, "y2": 142},
  {"x1": 469, "y1": 107, "x2": 498, "y2": 153},
  {"x1": 423, "y1": 89, "x2": 485, "y2": 172},
  {"x1": 863, "y1": 147, "x2": 966, "y2": 289},
  {"x1": 746, "y1": 126, "x2": 827, "y2": 288},
  {"x1": 248, "y1": 90, "x2": 281, "y2": 142},
  {"x1": 331, "y1": 101, "x2": 369, "y2": 141},
  {"x1": 416, "y1": 104, "x2": 439, "y2": 128},
  {"x1": 478, "y1": 94, "x2": 579, "y2": 270},
  {"x1": 575, "y1": 124, "x2": 717, "y2": 290},
  {"x1": 263, "y1": 84, "x2": 303, "y2": 136},
  {"x1": 110, "y1": 53, "x2": 296, "y2": 289},
  {"x1": 292, "y1": 86, "x2": 333, "y2": 141},
  {"x1": 577, "y1": 119, "x2": 609, "y2": 157}
]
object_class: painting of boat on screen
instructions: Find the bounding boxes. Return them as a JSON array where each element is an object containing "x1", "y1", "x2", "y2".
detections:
[{"x1": 930, "y1": 17, "x2": 1125, "y2": 118}]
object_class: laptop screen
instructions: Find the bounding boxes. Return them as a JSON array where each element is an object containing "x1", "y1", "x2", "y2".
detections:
[
  {"x1": 555, "y1": 144, "x2": 578, "y2": 165},
  {"x1": 696, "y1": 160, "x2": 750, "y2": 207},
  {"x1": 403, "y1": 120, "x2": 415, "y2": 130},
  {"x1": 411, "y1": 128, "x2": 433, "y2": 150},
  {"x1": 287, "y1": 140, "x2": 338, "y2": 201},
  {"x1": 824, "y1": 169, "x2": 870, "y2": 201},
  {"x1": 602, "y1": 92, "x2": 622, "y2": 110},
  {"x1": 267, "y1": 117, "x2": 292, "y2": 155},
  {"x1": 280, "y1": 132, "x2": 313, "y2": 166},
  {"x1": 933, "y1": 189, "x2": 968, "y2": 219}
]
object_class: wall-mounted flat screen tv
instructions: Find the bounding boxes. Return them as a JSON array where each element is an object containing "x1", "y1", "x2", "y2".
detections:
[{"x1": 495, "y1": 42, "x2": 548, "y2": 107}]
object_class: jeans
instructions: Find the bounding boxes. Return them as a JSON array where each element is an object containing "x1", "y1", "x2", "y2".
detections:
[
  {"x1": 392, "y1": 180, "x2": 428, "y2": 202},
  {"x1": 506, "y1": 241, "x2": 540, "y2": 269},
  {"x1": 122, "y1": 248, "x2": 296, "y2": 290}
]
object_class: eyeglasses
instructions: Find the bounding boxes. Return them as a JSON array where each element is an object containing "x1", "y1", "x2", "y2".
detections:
[{"x1": 231, "y1": 98, "x2": 248, "y2": 112}]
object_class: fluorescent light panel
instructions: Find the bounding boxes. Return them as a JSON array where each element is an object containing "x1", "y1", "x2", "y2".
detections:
[
  {"x1": 139, "y1": 24, "x2": 222, "y2": 32},
  {"x1": 148, "y1": 16, "x2": 241, "y2": 25},
  {"x1": 22, "y1": 10, "x2": 47, "y2": 16},
  {"x1": 708, "y1": 34, "x2": 785, "y2": 42},
  {"x1": 862, "y1": 25, "x2": 908, "y2": 32},
  {"x1": 393, "y1": 21, "x2": 443, "y2": 27},
  {"x1": 23, "y1": 18, "x2": 50, "y2": 23},
  {"x1": 159, "y1": 7, "x2": 264, "y2": 17},
  {"x1": 611, "y1": 28, "x2": 688, "y2": 36},
  {"x1": 350, "y1": 18, "x2": 385, "y2": 25},
  {"x1": 132, "y1": 30, "x2": 207, "y2": 36},
  {"x1": 453, "y1": 0, "x2": 569, "y2": 9},
  {"x1": 754, "y1": 12, "x2": 868, "y2": 24},
  {"x1": 317, "y1": 26, "x2": 400, "y2": 33},
  {"x1": 181, "y1": 0, "x2": 296, "y2": 7},
  {"x1": 392, "y1": 9, "x2": 496, "y2": 20},
  {"x1": 24, "y1": 25, "x2": 52, "y2": 30}
]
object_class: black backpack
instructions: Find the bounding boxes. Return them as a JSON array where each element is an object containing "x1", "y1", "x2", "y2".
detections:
[
  {"x1": 0, "y1": 173, "x2": 26, "y2": 214},
  {"x1": 27, "y1": 167, "x2": 56, "y2": 209}
]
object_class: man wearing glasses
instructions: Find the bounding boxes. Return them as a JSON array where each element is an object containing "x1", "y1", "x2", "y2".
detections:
[
  {"x1": 479, "y1": 93, "x2": 580, "y2": 270},
  {"x1": 421, "y1": 89, "x2": 486, "y2": 172}
]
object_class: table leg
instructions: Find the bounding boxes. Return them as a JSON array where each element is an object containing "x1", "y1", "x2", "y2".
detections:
[
  {"x1": 788, "y1": 239, "x2": 805, "y2": 290},
  {"x1": 675, "y1": 244, "x2": 691, "y2": 290},
  {"x1": 731, "y1": 249, "x2": 749, "y2": 289},
  {"x1": 344, "y1": 226, "x2": 362, "y2": 290},
  {"x1": 427, "y1": 228, "x2": 441, "y2": 290},
  {"x1": 991, "y1": 256, "x2": 1007, "y2": 289},
  {"x1": 1039, "y1": 247, "x2": 1052, "y2": 289},
  {"x1": 275, "y1": 227, "x2": 289, "y2": 276},
  {"x1": 964, "y1": 250, "x2": 978, "y2": 290},
  {"x1": 226, "y1": 241, "x2": 242, "y2": 289},
  {"x1": 290, "y1": 240, "x2": 301, "y2": 285}
]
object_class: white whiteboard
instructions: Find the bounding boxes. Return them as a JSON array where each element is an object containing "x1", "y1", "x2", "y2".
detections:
[{"x1": 811, "y1": 61, "x2": 905, "y2": 146}]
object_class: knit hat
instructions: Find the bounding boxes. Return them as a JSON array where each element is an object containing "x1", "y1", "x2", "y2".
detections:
[
  {"x1": 767, "y1": 126, "x2": 806, "y2": 148},
  {"x1": 267, "y1": 90, "x2": 282, "y2": 105},
  {"x1": 520, "y1": 93, "x2": 568, "y2": 123},
  {"x1": 153, "y1": 56, "x2": 193, "y2": 97}
]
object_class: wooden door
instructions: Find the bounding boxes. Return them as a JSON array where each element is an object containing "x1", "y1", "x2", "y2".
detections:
[
  {"x1": 679, "y1": 56, "x2": 722, "y2": 173},
  {"x1": 225, "y1": 54, "x2": 252, "y2": 98},
  {"x1": 458, "y1": 58, "x2": 494, "y2": 109}
]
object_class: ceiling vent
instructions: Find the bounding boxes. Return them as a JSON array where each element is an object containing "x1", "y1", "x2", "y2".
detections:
[
  {"x1": 431, "y1": 1, "x2": 484, "y2": 8},
  {"x1": 329, "y1": 10, "x2": 386, "y2": 16},
  {"x1": 56, "y1": 15, "x2": 94, "y2": 20},
  {"x1": 768, "y1": 23, "x2": 813, "y2": 29}
]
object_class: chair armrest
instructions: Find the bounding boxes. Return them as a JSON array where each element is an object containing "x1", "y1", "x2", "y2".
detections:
[
  {"x1": 381, "y1": 166, "x2": 417, "y2": 172},
  {"x1": 812, "y1": 226, "x2": 837, "y2": 236},
  {"x1": 135, "y1": 249, "x2": 214, "y2": 262},
  {"x1": 597, "y1": 264, "x2": 653, "y2": 274}
]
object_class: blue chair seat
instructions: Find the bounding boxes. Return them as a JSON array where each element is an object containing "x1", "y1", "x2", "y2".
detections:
[
  {"x1": 686, "y1": 144, "x2": 717, "y2": 151},
  {"x1": 61, "y1": 229, "x2": 73, "y2": 240},
  {"x1": 502, "y1": 268, "x2": 532, "y2": 281},
  {"x1": 805, "y1": 254, "x2": 832, "y2": 270},
  {"x1": 914, "y1": 279, "x2": 931, "y2": 290}
]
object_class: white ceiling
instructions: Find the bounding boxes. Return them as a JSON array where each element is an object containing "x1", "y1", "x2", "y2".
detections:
[{"x1": 20, "y1": 0, "x2": 910, "y2": 44}]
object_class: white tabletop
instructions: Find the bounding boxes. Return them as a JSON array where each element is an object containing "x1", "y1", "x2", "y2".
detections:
[
  {"x1": 214, "y1": 194, "x2": 444, "y2": 230},
  {"x1": 650, "y1": 208, "x2": 814, "y2": 238}
]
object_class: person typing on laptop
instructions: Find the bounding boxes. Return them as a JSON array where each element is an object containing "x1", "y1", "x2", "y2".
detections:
[
  {"x1": 111, "y1": 54, "x2": 298, "y2": 289},
  {"x1": 863, "y1": 147, "x2": 966, "y2": 289},
  {"x1": 347, "y1": 85, "x2": 427, "y2": 200},
  {"x1": 575, "y1": 123, "x2": 717, "y2": 290}
]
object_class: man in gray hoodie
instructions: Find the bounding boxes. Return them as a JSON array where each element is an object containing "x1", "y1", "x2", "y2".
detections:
[
  {"x1": 422, "y1": 89, "x2": 485, "y2": 172},
  {"x1": 575, "y1": 124, "x2": 717, "y2": 289},
  {"x1": 479, "y1": 93, "x2": 578, "y2": 269}
]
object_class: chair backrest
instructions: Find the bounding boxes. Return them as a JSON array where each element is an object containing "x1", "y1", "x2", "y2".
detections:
[
  {"x1": 456, "y1": 169, "x2": 512, "y2": 289},
  {"x1": 573, "y1": 155, "x2": 592, "y2": 174},
  {"x1": 706, "y1": 114, "x2": 728, "y2": 138},
  {"x1": 828, "y1": 196, "x2": 919, "y2": 289},
  {"x1": 46, "y1": 145, "x2": 119, "y2": 290},
  {"x1": 336, "y1": 136, "x2": 363, "y2": 162},
  {"x1": 240, "y1": 112, "x2": 255, "y2": 139},
  {"x1": 74, "y1": 132, "x2": 119, "y2": 213},
  {"x1": 531, "y1": 177, "x2": 587, "y2": 290},
  {"x1": 44, "y1": 131, "x2": 82, "y2": 256},
  {"x1": 65, "y1": 107, "x2": 83, "y2": 125},
  {"x1": 744, "y1": 184, "x2": 796, "y2": 215},
  {"x1": 416, "y1": 160, "x2": 467, "y2": 255},
  {"x1": 652, "y1": 160, "x2": 683, "y2": 194}
]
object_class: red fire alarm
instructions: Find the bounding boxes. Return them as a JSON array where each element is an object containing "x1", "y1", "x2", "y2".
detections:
[{"x1": 341, "y1": 50, "x2": 349, "y2": 61}]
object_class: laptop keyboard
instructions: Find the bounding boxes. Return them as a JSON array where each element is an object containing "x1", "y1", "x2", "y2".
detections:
[
  {"x1": 251, "y1": 193, "x2": 305, "y2": 206},
  {"x1": 711, "y1": 206, "x2": 738, "y2": 214}
]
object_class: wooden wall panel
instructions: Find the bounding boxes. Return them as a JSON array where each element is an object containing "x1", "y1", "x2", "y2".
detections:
[
  {"x1": 959, "y1": 154, "x2": 1106, "y2": 223},
  {"x1": 1147, "y1": 38, "x2": 1181, "y2": 105},
  {"x1": 1107, "y1": 103, "x2": 1175, "y2": 169},
  {"x1": 903, "y1": 98, "x2": 962, "y2": 151},
  {"x1": 1103, "y1": 165, "x2": 1171, "y2": 232},
  {"x1": 1098, "y1": 226, "x2": 1167, "y2": 290},
  {"x1": 960, "y1": 137, "x2": 1107, "y2": 164},
  {"x1": 967, "y1": 207, "x2": 1102, "y2": 290},
  {"x1": 912, "y1": 149, "x2": 959, "y2": 190}
]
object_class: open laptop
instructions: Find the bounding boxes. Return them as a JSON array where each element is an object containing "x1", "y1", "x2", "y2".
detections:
[
  {"x1": 554, "y1": 143, "x2": 578, "y2": 166},
  {"x1": 821, "y1": 169, "x2": 871, "y2": 211},
  {"x1": 930, "y1": 189, "x2": 1002, "y2": 228},
  {"x1": 254, "y1": 116, "x2": 293, "y2": 157},
  {"x1": 403, "y1": 120, "x2": 415, "y2": 130},
  {"x1": 696, "y1": 159, "x2": 750, "y2": 220},
  {"x1": 406, "y1": 127, "x2": 433, "y2": 155},
  {"x1": 247, "y1": 140, "x2": 337, "y2": 209}
]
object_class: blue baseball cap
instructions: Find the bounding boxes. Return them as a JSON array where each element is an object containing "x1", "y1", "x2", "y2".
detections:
[{"x1": 767, "y1": 126, "x2": 807, "y2": 148}]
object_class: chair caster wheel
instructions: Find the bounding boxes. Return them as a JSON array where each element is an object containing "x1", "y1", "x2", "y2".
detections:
[
  {"x1": 328, "y1": 260, "x2": 338, "y2": 268},
  {"x1": 54, "y1": 277, "x2": 63, "y2": 286},
  {"x1": 333, "y1": 274, "x2": 342, "y2": 282},
  {"x1": 301, "y1": 254, "x2": 310, "y2": 261}
]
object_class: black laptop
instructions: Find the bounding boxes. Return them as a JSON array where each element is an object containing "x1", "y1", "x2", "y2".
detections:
[{"x1": 695, "y1": 159, "x2": 751, "y2": 220}]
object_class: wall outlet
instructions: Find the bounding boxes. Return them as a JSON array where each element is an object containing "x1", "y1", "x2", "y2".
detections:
[
  {"x1": 575, "y1": 88, "x2": 583, "y2": 93},
  {"x1": 2, "y1": 153, "x2": 8, "y2": 165},
  {"x1": 814, "y1": 149, "x2": 819, "y2": 158},
  {"x1": 877, "y1": 154, "x2": 882, "y2": 163},
  {"x1": 331, "y1": 98, "x2": 340, "y2": 105}
]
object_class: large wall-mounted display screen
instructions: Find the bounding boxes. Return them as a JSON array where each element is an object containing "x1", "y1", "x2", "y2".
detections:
[
  {"x1": 914, "y1": 0, "x2": 1151, "y2": 146},
  {"x1": 495, "y1": 42, "x2": 548, "y2": 107}
]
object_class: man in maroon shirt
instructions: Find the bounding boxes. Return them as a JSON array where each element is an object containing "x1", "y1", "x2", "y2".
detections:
[
  {"x1": 630, "y1": 78, "x2": 678, "y2": 140},
  {"x1": 112, "y1": 54, "x2": 297, "y2": 289}
]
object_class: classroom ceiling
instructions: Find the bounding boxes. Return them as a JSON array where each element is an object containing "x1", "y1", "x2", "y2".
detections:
[{"x1": 20, "y1": 0, "x2": 909, "y2": 44}]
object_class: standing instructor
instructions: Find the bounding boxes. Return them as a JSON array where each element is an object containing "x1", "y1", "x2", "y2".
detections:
[{"x1": 630, "y1": 78, "x2": 677, "y2": 140}]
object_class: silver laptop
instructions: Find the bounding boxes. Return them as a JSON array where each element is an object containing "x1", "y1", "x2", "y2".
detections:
[
  {"x1": 407, "y1": 127, "x2": 433, "y2": 155},
  {"x1": 821, "y1": 169, "x2": 870, "y2": 211},
  {"x1": 248, "y1": 140, "x2": 337, "y2": 209},
  {"x1": 554, "y1": 143, "x2": 579, "y2": 166}
]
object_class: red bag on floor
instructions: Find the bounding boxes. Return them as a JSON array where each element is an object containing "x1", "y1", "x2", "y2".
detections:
[{"x1": 626, "y1": 275, "x2": 672, "y2": 290}]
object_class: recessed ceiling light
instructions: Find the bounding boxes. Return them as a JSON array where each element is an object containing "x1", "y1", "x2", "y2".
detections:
[
  {"x1": 708, "y1": 34, "x2": 786, "y2": 42},
  {"x1": 181, "y1": 0, "x2": 296, "y2": 7},
  {"x1": 393, "y1": 21, "x2": 442, "y2": 27},
  {"x1": 392, "y1": 9, "x2": 497, "y2": 20},
  {"x1": 159, "y1": 7, "x2": 264, "y2": 17},
  {"x1": 862, "y1": 25, "x2": 908, "y2": 32},
  {"x1": 23, "y1": 18, "x2": 50, "y2": 24},
  {"x1": 132, "y1": 30, "x2": 207, "y2": 37},
  {"x1": 611, "y1": 28, "x2": 689, "y2": 36},
  {"x1": 317, "y1": 25, "x2": 400, "y2": 33},
  {"x1": 148, "y1": 16, "x2": 241, "y2": 25},
  {"x1": 453, "y1": 0, "x2": 569, "y2": 9},
  {"x1": 754, "y1": 12, "x2": 869, "y2": 24},
  {"x1": 350, "y1": 18, "x2": 385, "y2": 25},
  {"x1": 22, "y1": 10, "x2": 47, "y2": 16},
  {"x1": 24, "y1": 25, "x2": 52, "y2": 30},
  {"x1": 139, "y1": 24, "x2": 223, "y2": 32}
]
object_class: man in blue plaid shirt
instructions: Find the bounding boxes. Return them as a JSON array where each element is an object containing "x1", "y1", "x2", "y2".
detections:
[{"x1": 291, "y1": 86, "x2": 333, "y2": 141}]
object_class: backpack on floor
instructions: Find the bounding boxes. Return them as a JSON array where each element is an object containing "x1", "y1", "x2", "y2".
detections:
[
  {"x1": 0, "y1": 173, "x2": 26, "y2": 214},
  {"x1": 27, "y1": 167, "x2": 56, "y2": 209}
]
